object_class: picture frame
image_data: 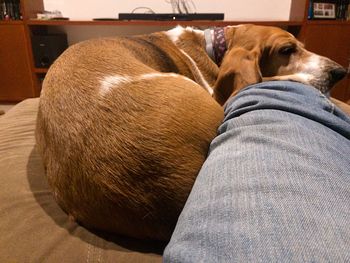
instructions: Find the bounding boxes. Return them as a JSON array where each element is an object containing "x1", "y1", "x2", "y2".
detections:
[{"x1": 313, "y1": 2, "x2": 336, "y2": 19}]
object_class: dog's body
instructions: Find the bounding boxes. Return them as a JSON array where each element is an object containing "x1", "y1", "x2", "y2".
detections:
[
  {"x1": 36, "y1": 29, "x2": 224, "y2": 241},
  {"x1": 36, "y1": 25, "x2": 346, "y2": 241}
]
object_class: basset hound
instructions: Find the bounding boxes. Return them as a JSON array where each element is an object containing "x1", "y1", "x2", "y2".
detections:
[{"x1": 36, "y1": 24, "x2": 347, "y2": 241}]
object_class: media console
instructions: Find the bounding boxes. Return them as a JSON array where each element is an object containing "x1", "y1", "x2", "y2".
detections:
[{"x1": 118, "y1": 13, "x2": 224, "y2": 21}]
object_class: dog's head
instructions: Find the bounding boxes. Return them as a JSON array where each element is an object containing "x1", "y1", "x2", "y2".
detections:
[{"x1": 213, "y1": 24, "x2": 347, "y2": 105}]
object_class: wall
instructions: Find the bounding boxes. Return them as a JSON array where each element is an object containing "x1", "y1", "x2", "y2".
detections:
[
  {"x1": 43, "y1": 0, "x2": 292, "y2": 21},
  {"x1": 43, "y1": 0, "x2": 293, "y2": 45}
]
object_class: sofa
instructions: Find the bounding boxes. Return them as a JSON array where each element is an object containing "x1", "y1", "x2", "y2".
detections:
[
  {"x1": 0, "y1": 98, "x2": 163, "y2": 262},
  {"x1": 2, "y1": 85, "x2": 350, "y2": 262}
]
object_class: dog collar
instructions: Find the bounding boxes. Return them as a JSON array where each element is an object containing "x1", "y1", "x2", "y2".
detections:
[
  {"x1": 204, "y1": 27, "x2": 227, "y2": 66},
  {"x1": 204, "y1": 29, "x2": 215, "y2": 61}
]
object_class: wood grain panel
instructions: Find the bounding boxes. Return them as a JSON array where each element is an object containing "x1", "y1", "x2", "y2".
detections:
[
  {"x1": 304, "y1": 24, "x2": 350, "y2": 101},
  {"x1": 0, "y1": 24, "x2": 34, "y2": 101}
]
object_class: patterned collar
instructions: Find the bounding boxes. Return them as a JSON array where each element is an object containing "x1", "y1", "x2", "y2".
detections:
[{"x1": 204, "y1": 27, "x2": 227, "y2": 66}]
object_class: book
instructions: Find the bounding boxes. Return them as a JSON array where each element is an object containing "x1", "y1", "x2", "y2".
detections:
[
  {"x1": 337, "y1": 0, "x2": 350, "y2": 20},
  {"x1": 1, "y1": 0, "x2": 21, "y2": 20}
]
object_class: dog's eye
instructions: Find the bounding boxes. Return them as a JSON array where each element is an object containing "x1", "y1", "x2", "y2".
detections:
[{"x1": 279, "y1": 45, "x2": 296, "y2": 55}]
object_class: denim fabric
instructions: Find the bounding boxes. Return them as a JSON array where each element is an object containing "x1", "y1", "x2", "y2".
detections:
[{"x1": 163, "y1": 81, "x2": 350, "y2": 262}]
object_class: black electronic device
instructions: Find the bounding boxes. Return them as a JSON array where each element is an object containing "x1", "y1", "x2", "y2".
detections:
[
  {"x1": 118, "y1": 13, "x2": 224, "y2": 21},
  {"x1": 31, "y1": 34, "x2": 68, "y2": 68}
]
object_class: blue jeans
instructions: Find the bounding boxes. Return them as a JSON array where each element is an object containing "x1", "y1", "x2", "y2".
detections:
[{"x1": 163, "y1": 81, "x2": 350, "y2": 262}]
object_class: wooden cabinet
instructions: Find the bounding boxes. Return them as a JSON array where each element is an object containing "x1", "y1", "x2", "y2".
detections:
[
  {"x1": 0, "y1": 23, "x2": 35, "y2": 101},
  {"x1": 303, "y1": 23, "x2": 350, "y2": 102},
  {"x1": 0, "y1": 0, "x2": 43, "y2": 102}
]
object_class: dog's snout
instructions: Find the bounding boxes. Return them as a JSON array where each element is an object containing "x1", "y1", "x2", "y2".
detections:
[{"x1": 330, "y1": 67, "x2": 347, "y2": 82}]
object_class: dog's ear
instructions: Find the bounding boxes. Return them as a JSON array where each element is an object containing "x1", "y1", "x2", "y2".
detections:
[{"x1": 213, "y1": 47, "x2": 262, "y2": 106}]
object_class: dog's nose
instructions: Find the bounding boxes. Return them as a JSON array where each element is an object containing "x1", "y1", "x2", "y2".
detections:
[{"x1": 330, "y1": 67, "x2": 347, "y2": 82}]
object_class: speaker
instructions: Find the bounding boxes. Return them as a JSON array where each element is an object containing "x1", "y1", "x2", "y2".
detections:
[{"x1": 32, "y1": 34, "x2": 68, "y2": 68}]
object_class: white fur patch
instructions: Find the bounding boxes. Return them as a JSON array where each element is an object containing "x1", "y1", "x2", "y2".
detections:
[
  {"x1": 293, "y1": 72, "x2": 314, "y2": 83},
  {"x1": 100, "y1": 75, "x2": 131, "y2": 95},
  {"x1": 166, "y1": 26, "x2": 185, "y2": 43},
  {"x1": 139, "y1": 72, "x2": 179, "y2": 80},
  {"x1": 99, "y1": 72, "x2": 196, "y2": 96},
  {"x1": 266, "y1": 73, "x2": 313, "y2": 83},
  {"x1": 166, "y1": 26, "x2": 204, "y2": 44},
  {"x1": 303, "y1": 54, "x2": 321, "y2": 71}
]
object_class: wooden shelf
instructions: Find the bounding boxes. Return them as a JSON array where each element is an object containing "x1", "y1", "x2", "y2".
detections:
[
  {"x1": 26, "y1": 19, "x2": 303, "y2": 27},
  {"x1": 0, "y1": 20, "x2": 24, "y2": 25},
  {"x1": 307, "y1": 20, "x2": 350, "y2": 25}
]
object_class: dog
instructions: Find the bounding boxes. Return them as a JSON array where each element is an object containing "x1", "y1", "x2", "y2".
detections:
[{"x1": 36, "y1": 24, "x2": 347, "y2": 241}]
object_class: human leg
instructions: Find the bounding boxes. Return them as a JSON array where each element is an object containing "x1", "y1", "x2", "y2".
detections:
[{"x1": 163, "y1": 81, "x2": 350, "y2": 262}]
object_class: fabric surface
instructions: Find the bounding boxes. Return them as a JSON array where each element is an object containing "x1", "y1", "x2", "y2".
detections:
[
  {"x1": 164, "y1": 81, "x2": 350, "y2": 262},
  {"x1": 0, "y1": 98, "x2": 163, "y2": 263}
]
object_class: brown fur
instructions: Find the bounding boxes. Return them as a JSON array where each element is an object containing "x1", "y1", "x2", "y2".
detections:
[
  {"x1": 330, "y1": 97, "x2": 350, "y2": 115},
  {"x1": 36, "y1": 34, "x2": 223, "y2": 241},
  {"x1": 214, "y1": 25, "x2": 346, "y2": 105},
  {"x1": 36, "y1": 25, "x2": 346, "y2": 242}
]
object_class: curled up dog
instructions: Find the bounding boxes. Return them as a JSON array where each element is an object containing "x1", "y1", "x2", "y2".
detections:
[{"x1": 36, "y1": 24, "x2": 347, "y2": 241}]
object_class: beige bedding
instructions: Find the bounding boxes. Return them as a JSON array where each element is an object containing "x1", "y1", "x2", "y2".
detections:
[{"x1": 0, "y1": 98, "x2": 163, "y2": 262}]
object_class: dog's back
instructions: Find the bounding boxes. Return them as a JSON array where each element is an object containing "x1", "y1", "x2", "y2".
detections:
[{"x1": 36, "y1": 34, "x2": 223, "y2": 240}]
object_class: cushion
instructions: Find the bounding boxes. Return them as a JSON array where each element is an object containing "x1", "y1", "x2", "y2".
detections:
[{"x1": 0, "y1": 98, "x2": 163, "y2": 262}]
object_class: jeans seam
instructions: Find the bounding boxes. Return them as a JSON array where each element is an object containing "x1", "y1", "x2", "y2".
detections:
[{"x1": 317, "y1": 90, "x2": 335, "y2": 114}]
